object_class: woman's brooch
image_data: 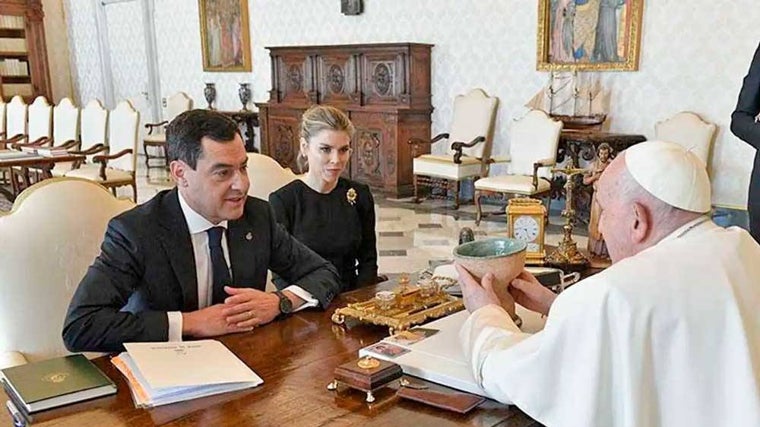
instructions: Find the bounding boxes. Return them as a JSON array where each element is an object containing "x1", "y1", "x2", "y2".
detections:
[{"x1": 347, "y1": 188, "x2": 357, "y2": 206}]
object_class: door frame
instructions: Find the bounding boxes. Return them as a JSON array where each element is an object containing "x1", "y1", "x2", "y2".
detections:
[{"x1": 93, "y1": 0, "x2": 161, "y2": 123}]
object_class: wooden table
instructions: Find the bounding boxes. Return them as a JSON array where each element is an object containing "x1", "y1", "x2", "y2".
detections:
[
  {"x1": 0, "y1": 152, "x2": 84, "y2": 202},
  {"x1": 1, "y1": 283, "x2": 542, "y2": 427}
]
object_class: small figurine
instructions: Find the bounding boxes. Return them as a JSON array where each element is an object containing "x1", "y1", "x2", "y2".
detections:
[{"x1": 583, "y1": 143, "x2": 613, "y2": 260}]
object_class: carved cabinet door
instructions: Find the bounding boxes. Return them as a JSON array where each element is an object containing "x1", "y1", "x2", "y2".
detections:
[
  {"x1": 266, "y1": 109, "x2": 304, "y2": 172},
  {"x1": 316, "y1": 52, "x2": 357, "y2": 106},
  {"x1": 360, "y1": 51, "x2": 405, "y2": 106},
  {"x1": 275, "y1": 54, "x2": 313, "y2": 105},
  {"x1": 349, "y1": 111, "x2": 397, "y2": 189}
]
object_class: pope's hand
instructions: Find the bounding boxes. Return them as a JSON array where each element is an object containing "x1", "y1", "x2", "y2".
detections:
[
  {"x1": 456, "y1": 264, "x2": 516, "y2": 317},
  {"x1": 222, "y1": 286, "x2": 280, "y2": 328},
  {"x1": 509, "y1": 270, "x2": 557, "y2": 316}
]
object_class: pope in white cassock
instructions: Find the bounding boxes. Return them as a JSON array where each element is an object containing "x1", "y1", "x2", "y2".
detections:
[{"x1": 457, "y1": 141, "x2": 760, "y2": 427}]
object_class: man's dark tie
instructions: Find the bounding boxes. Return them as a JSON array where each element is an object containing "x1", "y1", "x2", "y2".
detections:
[{"x1": 207, "y1": 226, "x2": 231, "y2": 304}]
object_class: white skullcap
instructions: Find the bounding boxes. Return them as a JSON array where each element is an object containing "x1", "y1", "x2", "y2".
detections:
[{"x1": 624, "y1": 140, "x2": 711, "y2": 213}]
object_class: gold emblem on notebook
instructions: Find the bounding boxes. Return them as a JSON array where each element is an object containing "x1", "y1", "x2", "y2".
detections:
[
  {"x1": 357, "y1": 356, "x2": 380, "y2": 369},
  {"x1": 42, "y1": 372, "x2": 69, "y2": 383},
  {"x1": 347, "y1": 188, "x2": 357, "y2": 206}
]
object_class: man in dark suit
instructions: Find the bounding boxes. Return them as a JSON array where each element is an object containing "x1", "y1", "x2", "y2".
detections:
[
  {"x1": 731, "y1": 42, "x2": 760, "y2": 244},
  {"x1": 63, "y1": 110, "x2": 341, "y2": 353}
]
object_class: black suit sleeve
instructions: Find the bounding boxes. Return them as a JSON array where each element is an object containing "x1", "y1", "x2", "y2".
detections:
[
  {"x1": 62, "y1": 218, "x2": 169, "y2": 353},
  {"x1": 355, "y1": 185, "x2": 379, "y2": 286},
  {"x1": 731, "y1": 42, "x2": 760, "y2": 150},
  {"x1": 266, "y1": 206, "x2": 341, "y2": 308}
]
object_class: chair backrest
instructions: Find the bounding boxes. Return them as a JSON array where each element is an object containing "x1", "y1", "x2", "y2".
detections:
[
  {"x1": 165, "y1": 92, "x2": 193, "y2": 123},
  {"x1": 447, "y1": 89, "x2": 499, "y2": 159},
  {"x1": 0, "y1": 100, "x2": 6, "y2": 137},
  {"x1": 27, "y1": 96, "x2": 52, "y2": 142},
  {"x1": 81, "y1": 99, "x2": 108, "y2": 151},
  {"x1": 655, "y1": 112, "x2": 717, "y2": 168},
  {"x1": 246, "y1": 153, "x2": 299, "y2": 200},
  {"x1": 108, "y1": 101, "x2": 139, "y2": 172},
  {"x1": 509, "y1": 109, "x2": 563, "y2": 178},
  {"x1": 53, "y1": 97, "x2": 80, "y2": 145},
  {"x1": 0, "y1": 178, "x2": 133, "y2": 363},
  {"x1": 6, "y1": 95, "x2": 26, "y2": 138}
]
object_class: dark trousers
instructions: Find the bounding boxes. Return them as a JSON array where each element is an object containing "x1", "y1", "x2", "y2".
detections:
[{"x1": 750, "y1": 204, "x2": 760, "y2": 244}]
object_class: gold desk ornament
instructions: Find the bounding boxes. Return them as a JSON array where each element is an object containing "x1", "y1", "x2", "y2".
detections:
[
  {"x1": 546, "y1": 166, "x2": 589, "y2": 271},
  {"x1": 331, "y1": 273, "x2": 464, "y2": 334},
  {"x1": 357, "y1": 356, "x2": 380, "y2": 370}
]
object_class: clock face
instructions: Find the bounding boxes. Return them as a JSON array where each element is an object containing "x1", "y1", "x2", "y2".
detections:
[{"x1": 513, "y1": 215, "x2": 540, "y2": 243}]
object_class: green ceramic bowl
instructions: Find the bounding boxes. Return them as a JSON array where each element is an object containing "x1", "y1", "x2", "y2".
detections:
[{"x1": 453, "y1": 238, "x2": 527, "y2": 259}]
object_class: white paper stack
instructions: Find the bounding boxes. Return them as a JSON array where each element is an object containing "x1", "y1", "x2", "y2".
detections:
[
  {"x1": 359, "y1": 307, "x2": 546, "y2": 397},
  {"x1": 111, "y1": 339, "x2": 263, "y2": 408}
]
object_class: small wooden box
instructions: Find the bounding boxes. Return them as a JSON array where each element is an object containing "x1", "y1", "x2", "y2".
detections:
[{"x1": 328, "y1": 358, "x2": 402, "y2": 403}]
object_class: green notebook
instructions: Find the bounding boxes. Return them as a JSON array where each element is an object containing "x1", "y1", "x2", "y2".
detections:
[{"x1": 1, "y1": 354, "x2": 116, "y2": 413}]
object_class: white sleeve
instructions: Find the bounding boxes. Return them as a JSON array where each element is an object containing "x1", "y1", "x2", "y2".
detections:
[
  {"x1": 283, "y1": 285, "x2": 318, "y2": 312},
  {"x1": 167, "y1": 311, "x2": 184, "y2": 342}
]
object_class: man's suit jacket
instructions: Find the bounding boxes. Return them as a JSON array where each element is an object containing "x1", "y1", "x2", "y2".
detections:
[
  {"x1": 62, "y1": 188, "x2": 341, "y2": 353},
  {"x1": 731, "y1": 41, "x2": 760, "y2": 211}
]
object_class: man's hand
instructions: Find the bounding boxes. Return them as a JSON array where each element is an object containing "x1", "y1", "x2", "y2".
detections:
[
  {"x1": 509, "y1": 270, "x2": 557, "y2": 316},
  {"x1": 456, "y1": 264, "x2": 516, "y2": 317},
  {"x1": 182, "y1": 304, "x2": 253, "y2": 338},
  {"x1": 222, "y1": 287, "x2": 282, "y2": 328}
]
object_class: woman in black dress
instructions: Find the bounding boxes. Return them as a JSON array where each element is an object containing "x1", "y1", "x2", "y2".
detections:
[{"x1": 269, "y1": 105, "x2": 378, "y2": 291}]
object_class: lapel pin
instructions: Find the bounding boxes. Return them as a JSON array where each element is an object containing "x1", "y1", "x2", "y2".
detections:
[{"x1": 245, "y1": 232, "x2": 253, "y2": 241}]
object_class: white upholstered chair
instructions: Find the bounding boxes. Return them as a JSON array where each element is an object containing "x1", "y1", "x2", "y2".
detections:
[
  {"x1": 655, "y1": 112, "x2": 717, "y2": 171},
  {"x1": 246, "y1": 153, "x2": 299, "y2": 201},
  {"x1": 66, "y1": 101, "x2": 139, "y2": 201},
  {"x1": 0, "y1": 95, "x2": 27, "y2": 149},
  {"x1": 473, "y1": 109, "x2": 563, "y2": 225},
  {"x1": 0, "y1": 178, "x2": 133, "y2": 368},
  {"x1": 410, "y1": 89, "x2": 500, "y2": 209},
  {"x1": 26, "y1": 96, "x2": 53, "y2": 145},
  {"x1": 48, "y1": 98, "x2": 82, "y2": 177},
  {"x1": 144, "y1": 92, "x2": 193, "y2": 179}
]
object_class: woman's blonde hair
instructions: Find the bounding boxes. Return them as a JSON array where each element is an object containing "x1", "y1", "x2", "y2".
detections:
[{"x1": 300, "y1": 105, "x2": 355, "y2": 142}]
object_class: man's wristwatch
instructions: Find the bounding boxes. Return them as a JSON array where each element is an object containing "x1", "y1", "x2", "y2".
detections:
[{"x1": 274, "y1": 291, "x2": 293, "y2": 319}]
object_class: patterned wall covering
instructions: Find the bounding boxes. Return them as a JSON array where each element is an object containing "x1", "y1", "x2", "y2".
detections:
[
  {"x1": 64, "y1": 0, "x2": 760, "y2": 207},
  {"x1": 42, "y1": 0, "x2": 73, "y2": 102},
  {"x1": 63, "y1": 0, "x2": 103, "y2": 106}
]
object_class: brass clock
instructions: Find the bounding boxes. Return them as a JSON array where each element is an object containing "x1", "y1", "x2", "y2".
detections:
[{"x1": 507, "y1": 198, "x2": 547, "y2": 265}]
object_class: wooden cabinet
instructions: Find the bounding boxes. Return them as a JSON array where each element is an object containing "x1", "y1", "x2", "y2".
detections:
[
  {"x1": 0, "y1": 0, "x2": 50, "y2": 102},
  {"x1": 257, "y1": 43, "x2": 433, "y2": 198}
]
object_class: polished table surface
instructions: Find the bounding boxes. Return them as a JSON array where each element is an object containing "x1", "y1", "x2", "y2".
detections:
[{"x1": 1, "y1": 283, "x2": 542, "y2": 427}]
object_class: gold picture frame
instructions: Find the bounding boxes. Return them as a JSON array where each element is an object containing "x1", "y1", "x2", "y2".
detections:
[
  {"x1": 537, "y1": 0, "x2": 644, "y2": 72},
  {"x1": 198, "y1": 0, "x2": 252, "y2": 72}
]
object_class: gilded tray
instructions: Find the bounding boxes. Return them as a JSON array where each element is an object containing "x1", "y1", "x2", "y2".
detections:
[{"x1": 331, "y1": 284, "x2": 464, "y2": 334}]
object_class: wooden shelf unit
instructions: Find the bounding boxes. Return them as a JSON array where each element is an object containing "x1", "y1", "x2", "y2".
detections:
[{"x1": 0, "y1": 0, "x2": 50, "y2": 102}]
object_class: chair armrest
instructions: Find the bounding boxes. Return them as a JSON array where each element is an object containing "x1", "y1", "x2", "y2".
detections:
[
  {"x1": 56, "y1": 139, "x2": 80, "y2": 150},
  {"x1": 94, "y1": 148, "x2": 133, "y2": 180},
  {"x1": 408, "y1": 133, "x2": 449, "y2": 158},
  {"x1": 70, "y1": 143, "x2": 107, "y2": 156},
  {"x1": 0, "y1": 133, "x2": 26, "y2": 149},
  {"x1": 451, "y1": 136, "x2": 486, "y2": 164},
  {"x1": 93, "y1": 148, "x2": 132, "y2": 164},
  {"x1": 12, "y1": 136, "x2": 52, "y2": 150},
  {"x1": 145, "y1": 121, "x2": 169, "y2": 134},
  {"x1": 531, "y1": 158, "x2": 556, "y2": 191}
]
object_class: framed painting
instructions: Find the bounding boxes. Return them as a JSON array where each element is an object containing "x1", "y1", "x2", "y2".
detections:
[
  {"x1": 198, "y1": 0, "x2": 252, "y2": 72},
  {"x1": 537, "y1": 0, "x2": 644, "y2": 71}
]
